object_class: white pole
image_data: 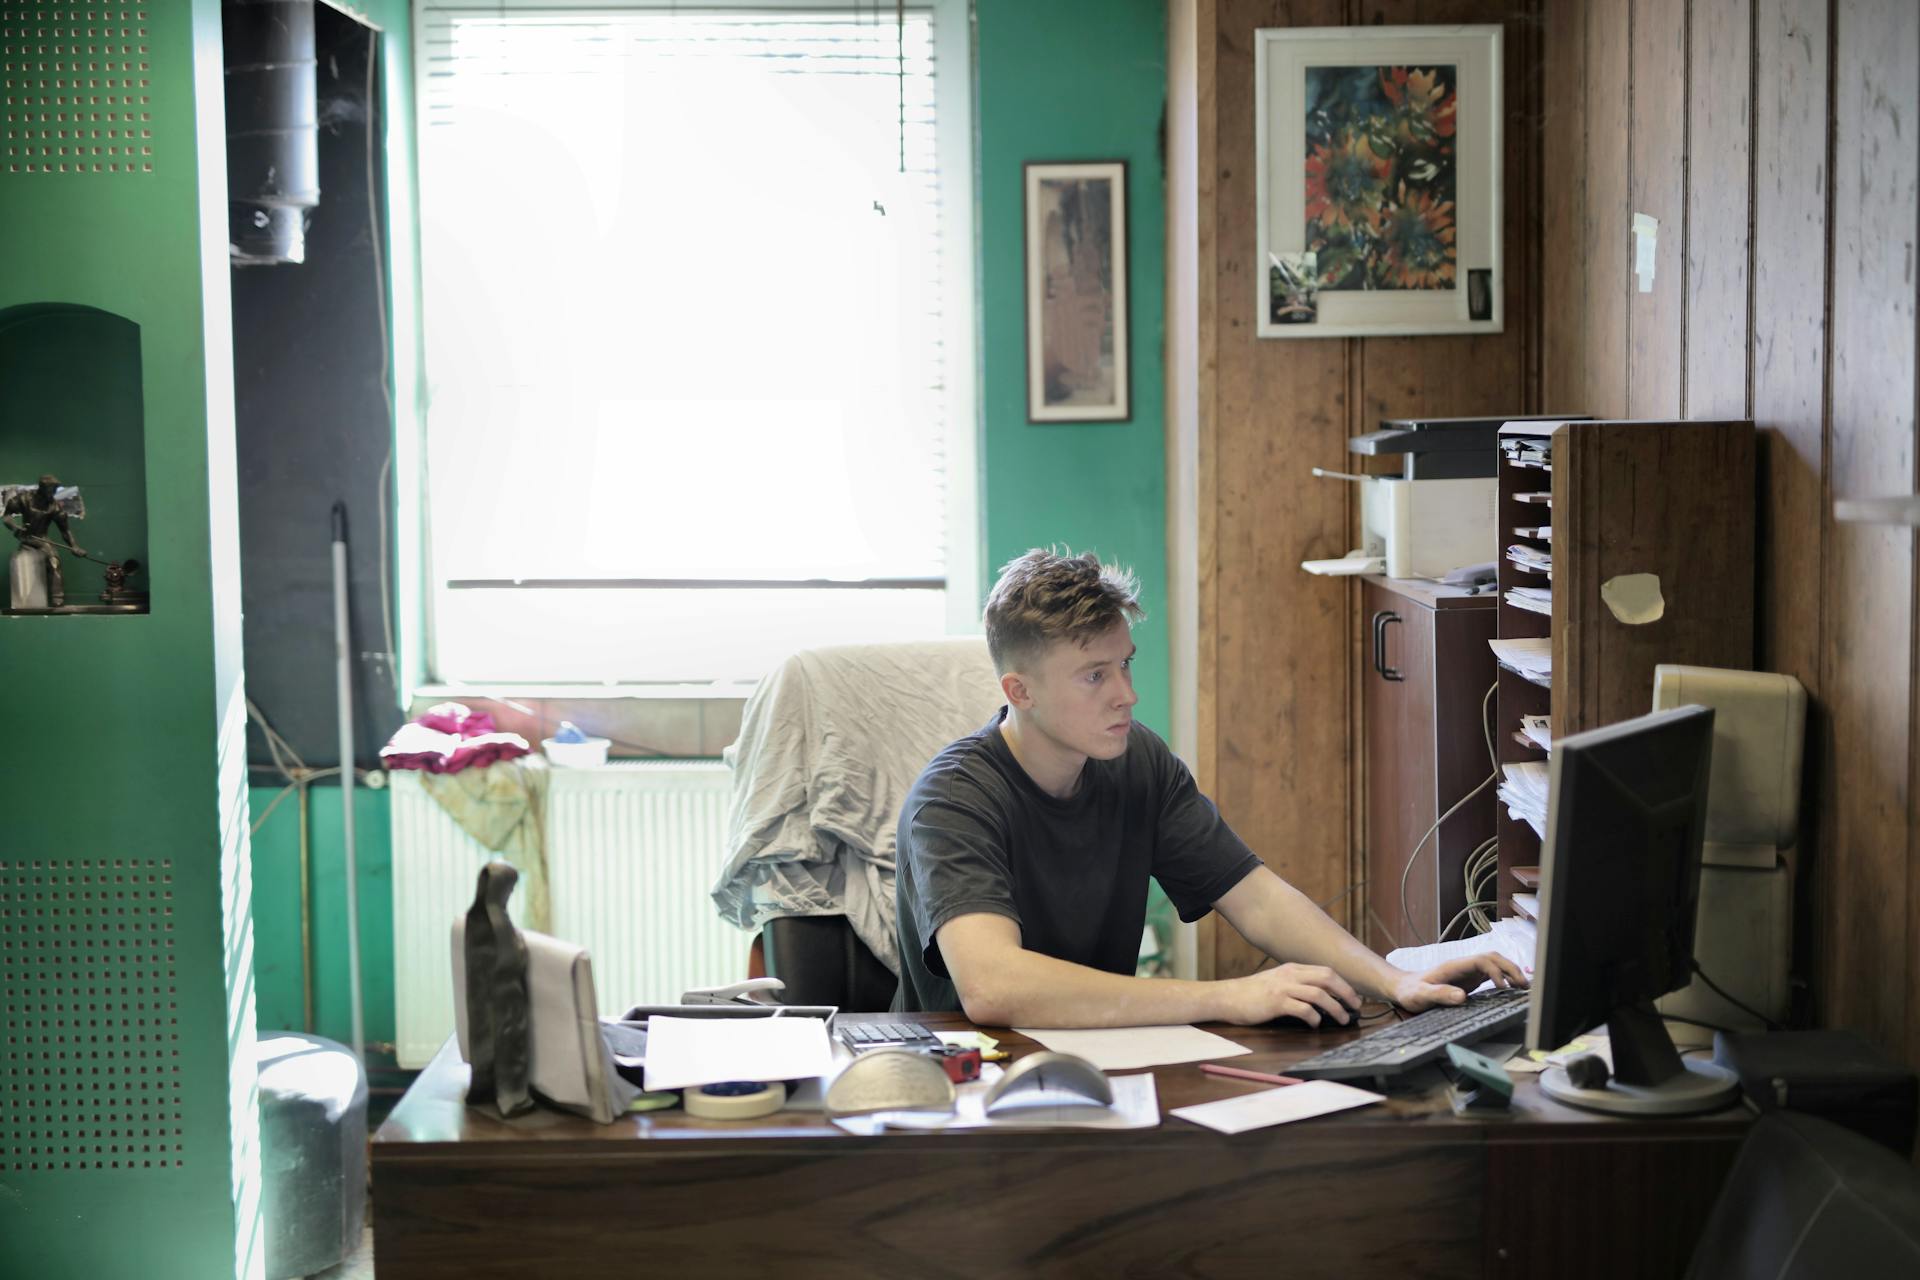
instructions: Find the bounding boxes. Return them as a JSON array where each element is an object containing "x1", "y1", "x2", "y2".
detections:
[{"x1": 332, "y1": 502, "x2": 365, "y2": 1062}]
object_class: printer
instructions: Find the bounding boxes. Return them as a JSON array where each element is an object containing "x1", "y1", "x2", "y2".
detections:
[{"x1": 1340, "y1": 415, "x2": 1582, "y2": 580}]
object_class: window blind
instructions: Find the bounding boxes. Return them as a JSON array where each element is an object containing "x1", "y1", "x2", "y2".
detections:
[{"x1": 416, "y1": 3, "x2": 966, "y2": 682}]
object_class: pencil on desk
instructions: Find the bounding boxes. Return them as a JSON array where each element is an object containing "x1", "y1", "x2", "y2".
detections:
[{"x1": 1199, "y1": 1062, "x2": 1304, "y2": 1087}]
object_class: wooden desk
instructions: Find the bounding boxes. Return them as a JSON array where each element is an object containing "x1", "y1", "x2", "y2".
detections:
[{"x1": 372, "y1": 1015, "x2": 1751, "y2": 1279}]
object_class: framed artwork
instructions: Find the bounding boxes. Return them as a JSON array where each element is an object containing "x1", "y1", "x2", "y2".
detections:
[
  {"x1": 1255, "y1": 25, "x2": 1503, "y2": 338},
  {"x1": 1025, "y1": 161, "x2": 1129, "y2": 422}
]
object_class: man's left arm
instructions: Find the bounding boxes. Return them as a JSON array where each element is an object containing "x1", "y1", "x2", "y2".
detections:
[{"x1": 1213, "y1": 865, "x2": 1525, "y2": 1014}]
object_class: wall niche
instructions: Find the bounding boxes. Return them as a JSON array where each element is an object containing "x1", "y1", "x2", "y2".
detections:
[{"x1": 0, "y1": 304, "x2": 150, "y2": 615}]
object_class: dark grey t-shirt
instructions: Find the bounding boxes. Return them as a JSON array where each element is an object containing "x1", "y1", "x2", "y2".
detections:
[{"x1": 892, "y1": 709, "x2": 1261, "y2": 1013}]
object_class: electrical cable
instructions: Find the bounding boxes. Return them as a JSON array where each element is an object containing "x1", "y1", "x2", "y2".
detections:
[
  {"x1": 1435, "y1": 899, "x2": 1502, "y2": 944},
  {"x1": 1400, "y1": 681, "x2": 1498, "y2": 944},
  {"x1": 1691, "y1": 960, "x2": 1783, "y2": 1031}
]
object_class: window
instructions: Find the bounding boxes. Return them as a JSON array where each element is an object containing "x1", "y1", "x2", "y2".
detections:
[{"x1": 416, "y1": 1, "x2": 976, "y2": 684}]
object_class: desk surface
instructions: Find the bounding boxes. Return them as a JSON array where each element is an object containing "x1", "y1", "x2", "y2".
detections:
[
  {"x1": 376, "y1": 1012, "x2": 1746, "y2": 1153},
  {"x1": 372, "y1": 1013, "x2": 1751, "y2": 1279}
]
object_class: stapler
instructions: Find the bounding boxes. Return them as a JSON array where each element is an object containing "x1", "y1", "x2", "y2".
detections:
[
  {"x1": 681, "y1": 977, "x2": 788, "y2": 1007},
  {"x1": 1446, "y1": 1042, "x2": 1515, "y2": 1116}
]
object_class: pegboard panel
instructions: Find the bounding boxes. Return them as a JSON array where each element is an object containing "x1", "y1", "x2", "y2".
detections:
[
  {"x1": 1, "y1": 857, "x2": 184, "y2": 1173},
  {"x1": 1, "y1": 2, "x2": 152, "y2": 175}
]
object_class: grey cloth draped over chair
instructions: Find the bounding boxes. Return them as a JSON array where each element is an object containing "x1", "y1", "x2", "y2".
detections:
[{"x1": 710, "y1": 638, "x2": 1005, "y2": 978}]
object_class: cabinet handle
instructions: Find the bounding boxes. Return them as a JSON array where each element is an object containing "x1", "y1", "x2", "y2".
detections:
[{"x1": 1373, "y1": 611, "x2": 1404, "y2": 682}]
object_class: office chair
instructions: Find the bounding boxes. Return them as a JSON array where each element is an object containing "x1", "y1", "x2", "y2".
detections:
[
  {"x1": 1687, "y1": 1110, "x2": 1920, "y2": 1279},
  {"x1": 1651, "y1": 665, "x2": 1807, "y2": 1029},
  {"x1": 712, "y1": 637, "x2": 1005, "y2": 1009}
]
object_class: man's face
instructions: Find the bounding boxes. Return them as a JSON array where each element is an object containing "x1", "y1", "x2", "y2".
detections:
[
  {"x1": 35, "y1": 481, "x2": 55, "y2": 501},
  {"x1": 1018, "y1": 620, "x2": 1139, "y2": 761}
]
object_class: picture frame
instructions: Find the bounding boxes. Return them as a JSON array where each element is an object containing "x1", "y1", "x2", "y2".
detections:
[
  {"x1": 1254, "y1": 25, "x2": 1503, "y2": 338},
  {"x1": 1024, "y1": 160, "x2": 1129, "y2": 422}
]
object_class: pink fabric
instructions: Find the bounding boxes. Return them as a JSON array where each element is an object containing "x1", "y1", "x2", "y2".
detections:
[
  {"x1": 380, "y1": 703, "x2": 529, "y2": 775},
  {"x1": 414, "y1": 702, "x2": 499, "y2": 738}
]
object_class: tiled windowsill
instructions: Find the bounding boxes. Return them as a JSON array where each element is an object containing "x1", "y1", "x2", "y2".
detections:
[{"x1": 408, "y1": 683, "x2": 754, "y2": 759}]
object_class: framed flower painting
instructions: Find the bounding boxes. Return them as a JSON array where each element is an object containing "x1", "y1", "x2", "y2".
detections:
[{"x1": 1255, "y1": 25, "x2": 1502, "y2": 338}]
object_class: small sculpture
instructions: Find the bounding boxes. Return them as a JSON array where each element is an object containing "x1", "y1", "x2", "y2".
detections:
[
  {"x1": 4, "y1": 474, "x2": 85, "y2": 609},
  {"x1": 99, "y1": 557, "x2": 146, "y2": 606}
]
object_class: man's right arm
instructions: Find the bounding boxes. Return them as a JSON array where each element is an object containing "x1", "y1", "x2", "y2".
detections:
[{"x1": 935, "y1": 911, "x2": 1363, "y2": 1028}]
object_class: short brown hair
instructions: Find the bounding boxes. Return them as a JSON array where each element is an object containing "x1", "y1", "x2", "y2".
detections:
[{"x1": 983, "y1": 548, "x2": 1144, "y2": 674}]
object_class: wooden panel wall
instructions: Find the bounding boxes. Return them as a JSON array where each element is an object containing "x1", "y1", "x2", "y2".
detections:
[
  {"x1": 1195, "y1": 0, "x2": 1544, "y2": 978},
  {"x1": 1541, "y1": 0, "x2": 1920, "y2": 1068}
]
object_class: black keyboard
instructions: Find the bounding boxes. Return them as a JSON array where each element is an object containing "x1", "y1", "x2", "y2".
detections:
[
  {"x1": 838, "y1": 1021, "x2": 944, "y2": 1053},
  {"x1": 1287, "y1": 988, "x2": 1531, "y2": 1083}
]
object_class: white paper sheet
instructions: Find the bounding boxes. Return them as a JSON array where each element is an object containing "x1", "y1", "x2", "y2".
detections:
[
  {"x1": 1010, "y1": 1024, "x2": 1252, "y2": 1071},
  {"x1": 1170, "y1": 1079, "x2": 1383, "y2": 1135},
  {"x1": 1387, "y1": 917, "x2": 1537, "y2": 994},
  {"x1": 832, "y1": 1070, "x2": 1162, "y2": 1134},
  {"x1": 640, "y1": 1015, "x2": 834, "y2": 1092}
]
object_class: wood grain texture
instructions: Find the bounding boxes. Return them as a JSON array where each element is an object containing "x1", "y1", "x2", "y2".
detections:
[
  {"x1": 1685, "y1": 0, "x2": 1755, "y2": 419},
  {"x1": 1627, "y1": 0, "x2": 1689, "y2": 418},
  {"x1": 1364, "y1": 580, "x2": 1440, "y2": 948},
  {"x1": 1432, "y1": 603, "x2": 1501, "y2": 935},
  {"x1": 1356, "y1": 0, "x2": 1542, "y2": 426},
  {"x1": 373, "y1": 1026, "x2": 1750, "y2": 1280},
  {"x1": 1196, "y1": 0, "x2": 1543, "y2": 981},
  {"x1": 1751, "y1": 0, "x2": 1829, "y2": 692},
  {"x1": 1584, "y1": 0, "x2": 1633, "y2": 416},
  {"x1": 1484, "y1": 1133, "x2": 1743, "y2": 1278},
  {"x1": 1201, "y1": 0, "x2": 1352, "y2": 982},
  {"x1": 1541, "y1": 0, "x2": 1589, "y2": 413},
  {"x1": 1822, "y1": 0, "x2": 1916, "y2": 1056},
  {"x1": 1553, "y1": 420, "x2": 1757, "y2": 736},
  {"x1": 1195, "y1": 0, "x2": 1223, "y2": 979},
  {"x1": 1540, "y1": 0, "x2": 1920, "y2": 1073}
]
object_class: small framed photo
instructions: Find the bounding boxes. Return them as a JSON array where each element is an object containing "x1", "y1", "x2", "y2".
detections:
[
  {"x1": 1255, "y1": 25, "x2": 1503, "y2": 338},
  {"x1": 1024, "y1": 161, "x2": 1129, "y2": 422}
]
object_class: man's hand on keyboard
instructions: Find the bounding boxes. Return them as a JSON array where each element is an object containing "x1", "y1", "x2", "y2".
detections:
[{"x1": 1388, "y1": 952, "x2": 1529, "y2": 1013}]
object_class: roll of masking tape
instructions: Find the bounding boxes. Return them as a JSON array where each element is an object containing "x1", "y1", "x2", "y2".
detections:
[{"x1": 684, "y1": 1080, "x2": 785, "y2": 1121}]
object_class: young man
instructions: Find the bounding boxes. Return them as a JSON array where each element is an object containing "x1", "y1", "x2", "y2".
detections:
[{"x1": 893, "y1": 549, "x2": 1525, "y2": 1027}]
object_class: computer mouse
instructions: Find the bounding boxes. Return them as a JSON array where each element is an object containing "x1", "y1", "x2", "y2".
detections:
[
  {"x1": 1264, "y1": 1006, "x2": 1360, "y2": 1031},
  {"x1": 981, "y1": 1051, "x2": 1113, "y2": 1113},
  {"x1": 824, "y1": 1049, "x2": 956, "y2": 1116}
]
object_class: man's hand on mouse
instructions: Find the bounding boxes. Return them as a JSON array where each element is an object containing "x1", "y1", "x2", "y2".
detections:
[
  {"x1": 1388, "y1": 953, "x2": 1529, "y2": 1013},
  {"x1": 1215, "y1": 963, "x2": 1363, "y2": 1026}
]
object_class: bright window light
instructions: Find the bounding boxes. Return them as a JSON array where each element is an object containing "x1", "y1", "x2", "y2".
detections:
[{"x1": 417, "y1": 4, "x2": 973, "y2": 684}]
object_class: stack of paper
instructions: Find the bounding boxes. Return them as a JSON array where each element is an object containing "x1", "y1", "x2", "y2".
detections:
[
  {"x1": 1499, "y1": 761, "x2": 1549, "y2": 836},
  {"x1": 1511, "y1": 892, "x2": 1540, "y2": 921},
  {"x1": 1505, "y1": 585, "x2": 1552, "y2": 616},
  {"x1": 1519, "y1": 714, "x2": 1552, "y2": 752},
  {"x1": 1386, "y1": 916, "x2": 1537, "y2": 991},
  {"x1": 1489, "y1": 637, "x2": 1552, "y2": 683},
  {"x1": 1506, "y1": 543, "x2": 1553, "y2": 576},
  {"x1": 1501, "y1": 438, "x2": 1550, "y2": 469}
]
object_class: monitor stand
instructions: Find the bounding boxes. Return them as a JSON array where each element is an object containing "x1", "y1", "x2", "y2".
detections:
[{"x1": 1539, "y1": 1001, "x2": 1740, "y2": 1117}]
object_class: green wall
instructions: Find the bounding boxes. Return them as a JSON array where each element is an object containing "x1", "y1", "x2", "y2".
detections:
[
  {"x1": 976, "y1": 0, "x2": 1170, "y2": 733},
  {"x1": 250, "y1": 786, "x2": 395, "y2": 1049}
]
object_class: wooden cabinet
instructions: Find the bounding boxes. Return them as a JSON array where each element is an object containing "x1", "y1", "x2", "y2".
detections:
[
  {"x1": 1362, "y1": 576, "x2": 1499, "y2": 952},
  {"x1": 1493, "y1": 419, "x2": 1756, "y2": 913}
]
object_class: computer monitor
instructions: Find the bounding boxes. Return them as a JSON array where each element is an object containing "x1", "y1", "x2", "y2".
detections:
[{"x1": 1524, "y1": 703, "x2": 1740, "y2": 1116}]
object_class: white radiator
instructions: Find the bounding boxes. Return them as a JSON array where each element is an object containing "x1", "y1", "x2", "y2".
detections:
[{"x1": 389, "y1": 761, "x2": 746, "y2": 1068}]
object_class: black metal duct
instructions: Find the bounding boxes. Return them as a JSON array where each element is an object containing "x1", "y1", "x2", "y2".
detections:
[{"x1": 225, "y1": 0, "x2": 319, "y2": 266}]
